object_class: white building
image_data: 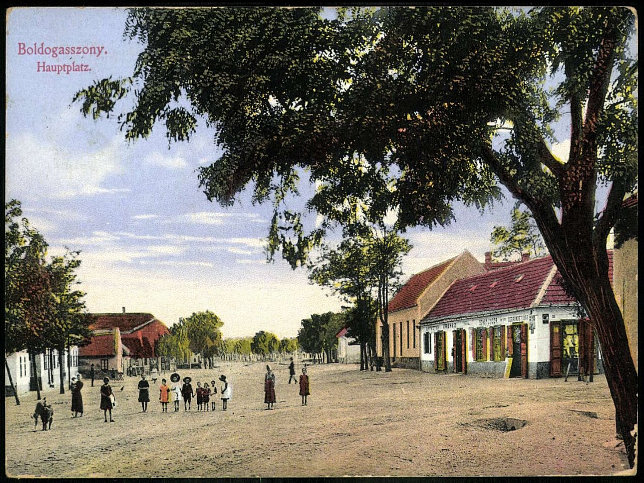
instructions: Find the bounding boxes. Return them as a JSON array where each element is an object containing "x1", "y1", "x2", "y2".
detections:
[
  {"x1": 5, "y1": 347, "x2": 80, "y2": 395},
  {"x1": 336, "y1": 327, "x2": 361, "y2": 364},
  {"x1": 419, "y1": 255, "x2": 604, "y2": 379}
]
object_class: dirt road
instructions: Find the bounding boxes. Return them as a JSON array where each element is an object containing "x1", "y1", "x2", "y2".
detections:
[{"x1": 4, "y1": 362, "x2": 633, "y2": 477}]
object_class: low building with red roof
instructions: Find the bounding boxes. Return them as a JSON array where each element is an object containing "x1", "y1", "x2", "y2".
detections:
[
  {"x1": 419, "y1": 254, "x2": 612, "y2": 379},
  {"x1": 336, "y1": 327, "x2": 361, "y2": 364},
  {"x1": 377, "y1": 250, "x2": 486, "y2": 369},
  {"x1": 78, "y1": 311, "x2": 169, "y2": 378}
]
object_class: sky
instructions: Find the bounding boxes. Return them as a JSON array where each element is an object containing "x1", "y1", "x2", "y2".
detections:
[{"x1": 5, "y1": 7, "x2": 582, "y2": 339}]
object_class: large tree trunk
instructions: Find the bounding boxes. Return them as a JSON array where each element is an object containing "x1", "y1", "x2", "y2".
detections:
[
  {"x1": 58, "y1": 346, "x2": 66, "y2": 394},
  {"x1": 548, "y1": 241, "x2": 638, "y2": 468},
  {"x1": 29, "y1": 352, "x2": 41, "y2": 400},
  {"x1": 381, "y1": 322, "x2": 392, "y2": 372},
  {"x1": 5, "y1": 356, "x2": 20, "y2": 405}
]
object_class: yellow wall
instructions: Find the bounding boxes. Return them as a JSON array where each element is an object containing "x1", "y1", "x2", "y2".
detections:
[
  {"x1": 613, "y1": 239, "x2": 638, "y2": 373},
  {"x1": 376, "y1": 251, "x2": 486, "y2": 360}
]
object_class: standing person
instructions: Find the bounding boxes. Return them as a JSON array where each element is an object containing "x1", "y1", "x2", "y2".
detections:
[
  {"x1": 138, "y1": 374, "x2": 150, "y2": 412},
  {"x1": 299, "y1": 367, "x2": 310, "y2": 406},
  {"x1": 195, "y1": 381, "x2": 204, "y2": 411},
  {"x1": 203, "y1": 383, "x2": 211, "y2": 411},
  {"x1": 90, "y1": 364, "x2": 95, "y2": 387},
  {"x1": 100, "y1": 377, "x2": 114, "y2": 423},
  {"x1": 159, "y1": 378, "x2": 170, "y2": 413},
  {"x1": 220, "y1": 375, "x2": 232, "y2": 411},
  {"x1": 288, "y1": 357, "x2": 297, "y2": 384},
  {"x1": 71, "y1": 374, "x2": 84, "y2": 417},
  {"x1": 181, "y1": 377, "x2": 194, "y2": 411},
  {"x1": 170, "y1": 373, "x2": 182, "y2": 412},
  {"x1": 264, "y1": 365, "x2": 276, "y2": 410}
]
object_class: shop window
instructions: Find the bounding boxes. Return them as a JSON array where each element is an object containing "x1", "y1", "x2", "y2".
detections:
[
  {"x1": 100, "y1": 359, "x2": 109, "y2": 370},
  {"x1": 44, "y1": 350, "x2": 49, "y2": 370},
  {"x1": 492, "y1": 326, "x2": 505, "y2": 361},
  {"x1": 475, "y1": 328, "x2": 487, "y2": 361}
]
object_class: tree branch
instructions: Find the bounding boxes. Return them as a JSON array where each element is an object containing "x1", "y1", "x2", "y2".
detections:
[
  {"x1": 537, "y1": 139, "x2": 565, "y2": 178},
  {"x1": 593, "y1": 179, "x2": 627, "y2": 247}
]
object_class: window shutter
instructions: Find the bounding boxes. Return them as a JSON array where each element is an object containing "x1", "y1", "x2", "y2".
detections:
[
  {"x1": 471, "y1": 329, "x2": 476, "y2": 359},
  {"x1": 501, "y1": 325, "x2": 506, "y2": 358},
  {"x1": 507, "y1": 326, "x2": 513, "y2": 356},
  {"x1": 482, "y1": 330, "x2": 487, "y2": 360},
  {"x1": 489, "y1": 328, "x2": 494, "y2": 361}
]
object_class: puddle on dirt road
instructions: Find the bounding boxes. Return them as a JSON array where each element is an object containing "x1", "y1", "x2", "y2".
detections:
[{"x1": 461, "y1": 417, "x2": 528, "y2": 432}]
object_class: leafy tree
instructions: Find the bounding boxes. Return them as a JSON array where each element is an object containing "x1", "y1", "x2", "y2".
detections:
[
  {"x1": 279, "y1": 337, "x2": 298, "y2": 354},
  {"x1": 297, "y1": 312, "x2": 345, "y2": 363},
  {"x1": 74, "y1": 7, "x2": 639, "y2": 463},
  {"x1": 490, "y1": 203, "x2": 547, "y2": 261},
  {"x1": 251, "y1": 331, "x2": 280, "y2": 358},
  {"x1": 43, "y1": 251, "x2": 92, "y2": 394},
  {"x1": 182, "y1": 311, "x2": 224, "y2": 368}
]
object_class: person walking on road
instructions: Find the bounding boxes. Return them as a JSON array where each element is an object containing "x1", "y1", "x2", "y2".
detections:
[{"x1": 288, "y1": 357, "x2": 297, "y2": 384}]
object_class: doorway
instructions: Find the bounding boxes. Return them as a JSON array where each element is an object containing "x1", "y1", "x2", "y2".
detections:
[
  {"x1": 434, "y1": 331, "x2": 446, "y2": 372},
  {"x1": 453, "y1": 329, "x2": 466, "y2": 373},
  {"x1": 510, "y1": 324, "x2": 528, "y2": 378}
]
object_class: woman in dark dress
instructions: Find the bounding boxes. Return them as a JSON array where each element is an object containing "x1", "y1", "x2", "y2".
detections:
[
  {"x1": 138, "y1": 374, "x2": 150, "y2": 412},
  {"x1": 71, "y1": 374, "x2": 84, "y2": 417},
  {"x1": 100, "y1": 377, "x2": 114, "y2": 422},
  {"x1": 299, "y1": 367, "x2": 310, "y2": 406},
  {"x1": 264, "y1": 365, "x2": 276, "y2": 410}
]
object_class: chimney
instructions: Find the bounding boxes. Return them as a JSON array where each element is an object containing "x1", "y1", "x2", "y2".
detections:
[
  {"x1": 521, "y1": 253, "x2": 530, "y2": 262},
  {"x1": 484, "y1": 252, "x2": 492, "y2": 270},
  {"x1": 122, "y1": 307, "x2": 126, "y2": 314}
]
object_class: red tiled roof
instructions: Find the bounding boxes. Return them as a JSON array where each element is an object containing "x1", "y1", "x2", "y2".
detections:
[
  {"x1": 78, "y1": 334, "x2": 116, "y2": 357},
  {"x1": 427, "y1": 256, "x2": 567, "y2": 320},
  {"x1": 622, "y1": 195, "x2": 637, "y2": 209},
  {"x1": 89, "y1": 313, "x2": 157, "y2": 332},
  {"x1": 541, "y1": 251, "x2": 613, "y2": 305},
  {"x1": 336, "y1": 327, "x2": 348, "y2": 338},
  {"x1": 388, "y1": 257, "x2": 456, "y2": 313}
]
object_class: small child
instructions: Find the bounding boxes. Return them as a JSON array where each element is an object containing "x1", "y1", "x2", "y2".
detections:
[
  {"x1": 203, "y1": 383, "x2": 211, "y2": 411},
  {"x1": 196, "y1": 382, "x2": 203, "y2": 411},
  {"x1": 220, "y1": 374, "x2": 232, "y2": 411},
  {"x1": 159, "y1": 378, "x2": 170, "y2": 413}
]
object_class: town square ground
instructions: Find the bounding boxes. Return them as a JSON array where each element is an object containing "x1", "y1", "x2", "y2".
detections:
[{"x1": 4, "y1": 362, "x2": 633, "y2": 477}]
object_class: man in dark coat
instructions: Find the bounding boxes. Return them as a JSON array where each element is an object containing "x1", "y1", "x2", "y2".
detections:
[
  {"x1": 288, "y1": 357, "x2": 297, "y2": 384},
  {"x1": 33, "y1": 397, "x2": 54, "y2": 431}
]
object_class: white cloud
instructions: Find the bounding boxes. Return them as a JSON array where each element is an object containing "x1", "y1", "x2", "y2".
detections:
[
  {"x1": 132, "y1": 214, "x2": 160, "y2": 220},
  {"x1": 165, "y1": 212, "x2": 267, "y2": 226},
  {"x1": 235, "y1": 258, "x2": 268, "y2": 265},
  {"x1": 226, "y1": 247, "x2": 254, "y2": 255},
  {"x1": 143, "y1": 151, "x2": 187, "y2": 169},
  {"x1": 5, "y1": 133, "x2": 126, "y2": 200}
]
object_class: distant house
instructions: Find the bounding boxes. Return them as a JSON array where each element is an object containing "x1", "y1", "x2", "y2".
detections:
[
  {"x1": 5, "y1": 347, "x2": 80, "y2": 395},
  {"x1": 336, "y1": 327, "x2": 361, "y2": 364},
  {"x1": 376, "y1": 250, "x2": 486, "y2": 369},
  {"x1": 78, "y1": 312, "x2": 169, "y2": 376},
  {"x1": 419, "y1": 254, "x2": 609, "y2": 378}
]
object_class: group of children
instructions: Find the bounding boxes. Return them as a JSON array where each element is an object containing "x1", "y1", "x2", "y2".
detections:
[{"x1": 157, "y1": 373, "x2": 232, "y2": 413}]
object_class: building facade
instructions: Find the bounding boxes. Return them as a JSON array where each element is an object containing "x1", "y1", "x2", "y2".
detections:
[
  {"x1": 419, "y1": 255, "x2": 606, "y2": 378},
  {"x1": 78, "y1": 312, "x2": 170, "y2": 377},
  {"x1": 376, "y1": 251, "x2": 486, "y2": 369},
  {"x1": 336, "y1": 327, "x2": 361, "y2": 364},
  {"x1": 5, "y1": 347, "x2": 80, "y2": 395}
]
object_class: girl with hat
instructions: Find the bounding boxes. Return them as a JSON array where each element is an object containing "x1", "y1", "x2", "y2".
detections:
[
  {"x1": 170, "y1": 373, "x2": 182, "y2": 412},
  {"x1": 195, "y1": 381, "x2": 204, "y2": 411},
  {"x1": 264, "y1": 365, "x2": 276, "y2": 410},
  {"x1": 181, "y1": 377, "x2": 194, "y2": 411},
  {"x1": 220, "y1": 375, "x2": 232, "y2": 411},
  {"x1": 138, "y1": 374, "x2": 150, "y2": 412},
  {"x1": 100, "y1": 377, "x2": 114, "y2": 422}
]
